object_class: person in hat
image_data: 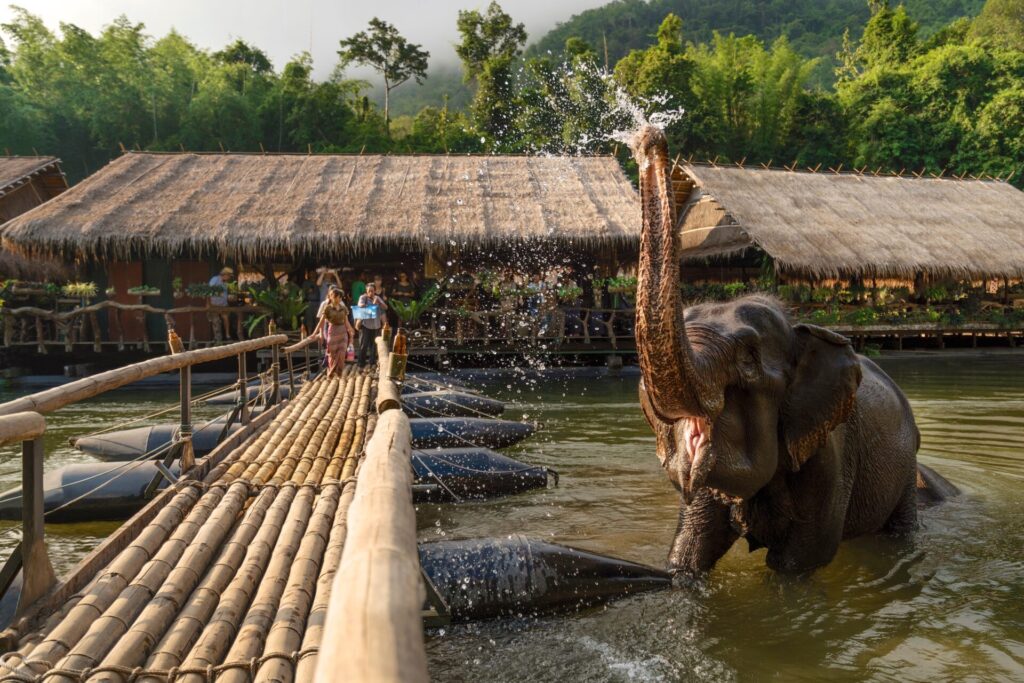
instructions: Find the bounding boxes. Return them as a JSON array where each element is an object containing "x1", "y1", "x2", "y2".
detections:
[
  {"x1": 208, "y1": 266, "x2": 236, "y2": 341},
  {"x1": 314, "y1": 285, "x2": 355, "y2": 376}
]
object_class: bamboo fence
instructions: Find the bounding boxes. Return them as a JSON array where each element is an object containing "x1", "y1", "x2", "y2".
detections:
[{"x1": 0, "y1": 361, "x2": 394, "y2": 683}]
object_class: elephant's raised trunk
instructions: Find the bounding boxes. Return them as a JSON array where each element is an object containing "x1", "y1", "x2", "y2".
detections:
[{"x1": 631, "y1": 125, "x2": 716, "y2": 422}]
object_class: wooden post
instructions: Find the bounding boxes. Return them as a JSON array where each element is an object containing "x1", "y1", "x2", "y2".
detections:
[
  {"x1": 19, "y1": 435, "x2": 57, "y2": 615},
  {"x1": 375, "y1": 337, "x2": 401, "y2": 413},
  {"x1": 178, "y1": 365, "x2": 194, "y2": 471},
  {"x1": 287, "y1": 350, "x2": 296, "y2": 397},
  {"x1": 237, "y1": 352, "x2": 249, "y2": 425},
  {"x1": 271, "y1": 341, "x2": 281, "y2": 404},
  {"x1": 314, "y1": 409, "x2": 426, "y2": 683}
]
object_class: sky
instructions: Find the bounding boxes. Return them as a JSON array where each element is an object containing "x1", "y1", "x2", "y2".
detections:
[{"x1": 0, "y1": 0, "x2": 611, "y2": 78}]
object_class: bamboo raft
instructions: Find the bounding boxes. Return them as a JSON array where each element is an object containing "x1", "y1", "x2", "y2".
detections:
[{"x1": 0, "y1": 336, "x2": 427, "y2": 682}]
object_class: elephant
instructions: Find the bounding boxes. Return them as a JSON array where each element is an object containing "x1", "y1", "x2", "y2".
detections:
[{"x1": 629, "y1": 124, "x2": 958, "y2": 576}]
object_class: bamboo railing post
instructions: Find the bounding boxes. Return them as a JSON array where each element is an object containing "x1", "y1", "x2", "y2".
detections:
[
  {"x1": 18, "y1": 434, "x2": 57, "y2": 616},
  {"x1": 237, "y1": 352, "x2": 249, "y2": 425},
  {"x1": 375, "y1": 337, "x2": 401, "y2": 413},
  {"x1": 287, "y1": 350, "x2": 296, "y2": 397},
  {"x1": 272, "y1": 342, "x2": 281, "y2": 404},
  {"x1": 303, "y1": 339, "x2": 311, "y2": 377}
]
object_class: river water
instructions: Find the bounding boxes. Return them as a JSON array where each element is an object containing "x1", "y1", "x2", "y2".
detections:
[{"x1": 0, "y1": 354, "x2": 1021, "y2": 681}]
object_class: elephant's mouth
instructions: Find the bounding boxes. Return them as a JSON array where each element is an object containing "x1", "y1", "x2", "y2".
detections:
[{"x1": 681, "y1": 416, "x2": 715, "y2": 503}]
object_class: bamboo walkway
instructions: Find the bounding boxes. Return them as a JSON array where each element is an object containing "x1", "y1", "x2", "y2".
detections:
[{"x1": 0, "y1": 365, "x2": 391, "y2": 682}]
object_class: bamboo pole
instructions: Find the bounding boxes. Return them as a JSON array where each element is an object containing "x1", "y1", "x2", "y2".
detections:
[
  {"x1": 0, "y1": 335, "x2": 288, "y2": 417},
  {"x1": 292, "y1": 480, "x2": 356, "y2": 681},
  {"x1": 137, "y1": 486, "x2": 280, "y2": 682},
  {"x1": 375, "y1": 337, "x2": 400, "y2": 413},
  {"x1": 314, "y1": 409, "x2": 426, "y2": 683},
  {"x1": 44, "y1": 486, "x2": 229, "y2": 682},
  {"x1": 86, "y1": 480, "x2": 255, "y2": 682},
  {"x1": 6, "y1": 487, "x2": 203, "y2": 677},
  {"x1": 0, "y1": 412, "x2": 45, "y2": 447},
  {"x1": 176, "y1": 485, "x2": 311, "y2": 683},
  {"x1": 250, "y1": 483, "x2": 341, "y2": 683}
]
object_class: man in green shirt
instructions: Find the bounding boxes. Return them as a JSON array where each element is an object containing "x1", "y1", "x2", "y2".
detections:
[{"x1": 351, "y1": 270, "x2": 369, "y2": 303}]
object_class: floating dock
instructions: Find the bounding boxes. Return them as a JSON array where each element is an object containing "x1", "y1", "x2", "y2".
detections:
[{"x1": 0, "y1": 335, "x2": 430, "y2": 682}]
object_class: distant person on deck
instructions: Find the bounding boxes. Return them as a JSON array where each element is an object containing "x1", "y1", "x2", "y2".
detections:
[
  {"x1": 314, "y1": 286, "x2": 355, "y2": 377},
  {"x1": 317, "y1": 267, "x2": 342, "y2": 303},
  {"x1": 209, "y1": 266, "x2": 235, "y2": 341},
  {"x1": 355, "y1": 282, "x2": 388, "y2": 369},
  {"x1": 351, "y1": 270, "x2": 369, "y2": 303},
  {"x1": 392, "y1": 272, "x2": 416, "y2": 304},
  {"x1": 301, "y1": 269, "x2": 320, "y2": 332}
]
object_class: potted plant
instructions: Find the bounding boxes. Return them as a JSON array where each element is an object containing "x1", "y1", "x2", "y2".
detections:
[
  {"x1": 390, "y1": 285, "x2": 443, "y2": 326},
  {"x1": 172, "y1": 277, "x2": 184, "y2": 298},
  {"x1": 127, "y1": 285, "x2": 161, "y2": 297}
]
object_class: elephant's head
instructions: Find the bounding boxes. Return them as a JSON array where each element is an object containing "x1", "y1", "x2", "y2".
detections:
[{"x1": 630, "y1": 125, "x2": 862, "y2": 506}]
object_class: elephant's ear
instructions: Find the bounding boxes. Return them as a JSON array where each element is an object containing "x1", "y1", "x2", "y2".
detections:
[
  {"x1": 782, "y1": 324, "x2": 862, "y2": 471},
  {"x1": 639, "y1": 378, "x2": 676, "y2": 469}
]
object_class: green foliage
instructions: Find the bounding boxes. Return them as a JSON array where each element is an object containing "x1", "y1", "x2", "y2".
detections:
[
  {"x1": 61, "y1": 282, "x2": 97, "y2": 298},
  {"x1": 455, "y1": 1, "x2": 528, "y2": 80},
  {"x1": 969, "y1": 0, "x2": 1024, "y2": 50},
  {"x1": 389, "y1": 284, "x2": 443, "y2": 323},
  {"x1": 809, "y1": 307, "x2": 842, "y2": 324},
  {"x1": 531, "y1": 1, "x2": 984, "y2": 70},
  {"x1": 185, "y1": 283, "x2": 224, "y2": 298},
  {"x1": 338, "y1": 18, "x2": 429, "y2": 134},
  {"x1": 246, "y1": 283, "x2": 307, "y2": 332},
  {"x1": 456, "y1": 2, "x2": 527, "y2": 148},
  {"x1": 127, "y1": 285, "x2": 160, "y2": 296}
]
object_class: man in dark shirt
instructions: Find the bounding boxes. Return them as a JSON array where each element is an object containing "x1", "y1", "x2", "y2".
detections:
[{"x1": 355, "y1": 282, "x2": 388, "y2": 368}]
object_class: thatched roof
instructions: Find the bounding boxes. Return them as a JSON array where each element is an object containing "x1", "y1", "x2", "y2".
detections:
[
  {"x1": 677, "y1": 164, "x2": 1024, "y2": 279},
  {"x1": 0, "y1": 152, "x2": 640, "y2": 260},
  {"x1": 0, "y1": 156, "x2": 65, "y2": 197}
]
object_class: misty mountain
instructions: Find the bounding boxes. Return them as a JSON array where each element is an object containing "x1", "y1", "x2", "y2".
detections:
[
  {"x1": 380, "y1": 0, "x2": 984, "y2": 114},
  {"x1": 528, "y1": 0, "x2": 984, "y2": 65}
]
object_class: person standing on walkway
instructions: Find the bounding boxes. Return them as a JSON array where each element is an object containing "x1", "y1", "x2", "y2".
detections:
[
  {"x1": 209, "y1": 266, "x2": 235, "y2": 342},
  {"x1": 355, "y1": 282, "x2": 388, "y2": 368},
  {"x1": 313, "y1": 286, "x2": 355, "y2": 376}
]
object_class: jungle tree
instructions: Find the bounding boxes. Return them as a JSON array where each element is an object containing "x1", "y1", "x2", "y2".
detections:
[{"x1": 338, "y1": 18, "x2": 428, "y2": 136}]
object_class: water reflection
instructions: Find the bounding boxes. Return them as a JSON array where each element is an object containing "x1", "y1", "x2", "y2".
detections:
[{"x1": 424, "y1": 354, "x2": 1024, "y2": 681}]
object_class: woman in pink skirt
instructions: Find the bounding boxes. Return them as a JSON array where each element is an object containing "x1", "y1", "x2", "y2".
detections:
[{"x1": 313, "y1": 286, "x2": 355, "y2": 376}]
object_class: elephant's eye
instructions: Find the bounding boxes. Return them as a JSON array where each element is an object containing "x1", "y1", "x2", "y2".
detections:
[{"x1": 737, "y1": 346, "x2": 761, "y2": 384}]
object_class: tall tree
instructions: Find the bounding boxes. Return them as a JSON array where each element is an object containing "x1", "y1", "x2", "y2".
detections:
[
  {"x1": 455, "y1": 2, "x2": 527, "y2": 147},
  {"x1": 969, "y1": 0, "x2": 1024, "y2": 50},
  {"x1": 338, "y1": 18, "x2": 428, "y2": 136}
]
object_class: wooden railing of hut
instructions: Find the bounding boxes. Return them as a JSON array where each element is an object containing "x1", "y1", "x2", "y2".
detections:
[{"x1": 0, "y1": 301, "x2": 268, "y2": 353}]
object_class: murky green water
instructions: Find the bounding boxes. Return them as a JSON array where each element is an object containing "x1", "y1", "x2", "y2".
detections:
[
  {"x1": 420, "y1": 354, "x2": 1024, "y2": 682},
  {"x1": 1, "y1": 354, "x2": 1021, "y2": 681}
]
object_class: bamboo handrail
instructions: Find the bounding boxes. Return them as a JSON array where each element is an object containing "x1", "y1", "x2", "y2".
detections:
[
  {"x1": 0, "y1": 335, "x2": 288, "y2": 417},
  {"x1": 315, "y1": 346, "x2": 427, "y2": 683},
  {"x1": 0, "y1": 412, "x2": 46, "y2": 447},
  {"x1": 282, "y1": 333, "x2": 321, "y2": 355},
  {"x1": 314, "y1": 408, "x2": 426, "y2": 683}
]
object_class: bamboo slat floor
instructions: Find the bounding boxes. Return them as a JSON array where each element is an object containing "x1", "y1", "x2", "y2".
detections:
[{"x1": 0, "y1": 365, "x2": 379, "y2": 682}]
